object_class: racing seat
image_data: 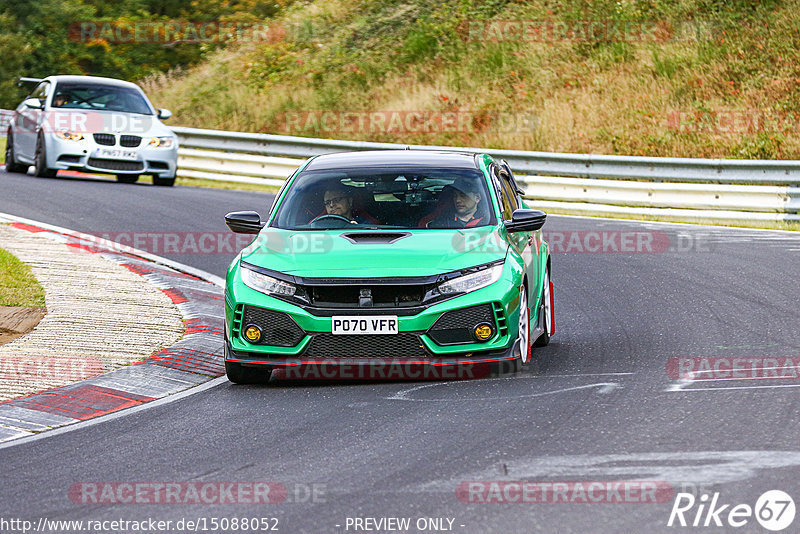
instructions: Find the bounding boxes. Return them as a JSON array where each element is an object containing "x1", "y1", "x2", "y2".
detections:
[{"x1": 417, "y1": 186, "x2": 455, "y2": 228}]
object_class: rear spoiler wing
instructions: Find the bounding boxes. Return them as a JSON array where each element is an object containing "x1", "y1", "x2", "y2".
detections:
[{"x1": 17, "y1": 77, "x2": 43, "y2": 86}]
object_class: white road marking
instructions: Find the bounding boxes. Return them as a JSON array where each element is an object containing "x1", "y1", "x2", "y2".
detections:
[
  {"x1": 547, "y1": 372, "x2": 634, "y2": 378},
  {"x1": 0, "y1": 212, "x2": 229, "y2": 448},
  {"x1": 0, "y1": 376, "x2": 229, "y2": 450},
  {"x1": 388, "y1": 380, "x2": 622, "y2": 402},
  {"x1": 670, "y1": 383, "x2": 800, "y2": 393}
]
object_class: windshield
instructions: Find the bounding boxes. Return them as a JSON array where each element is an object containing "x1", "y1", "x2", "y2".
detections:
[
  {"x1": 270, "y1": 166, "x2": 496, "y2": 230},
  {"x1": 51, "y1": 83, "x2": 153, "y2": 115}
]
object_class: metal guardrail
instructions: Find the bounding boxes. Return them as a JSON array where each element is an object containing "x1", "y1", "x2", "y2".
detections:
[
  {"x1": 172, "y1": 126, "x2": 800, "y2": 186},
  {"x1": 171, "y1": 126, "x2": 800, "y2": 222},
  {"x1": 0, "y1": 109, "x2": 14, "y2": 134},
  {"x1": 2, "y1": 111, "x2": 799, "y2": 223}
]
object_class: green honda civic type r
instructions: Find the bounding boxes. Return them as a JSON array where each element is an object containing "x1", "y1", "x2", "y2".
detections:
[{"x1": 223, "y1": 150, "x2": 554, "y2": 383}]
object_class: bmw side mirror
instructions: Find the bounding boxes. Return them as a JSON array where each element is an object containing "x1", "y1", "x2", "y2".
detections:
[
  {"x1": 505, "y1": 209, "x2": 546, "y2": 233},
  {"x1": 225, "y1": 211, "x2": 265, "y2": 234},
  {"x1": 157, "y1": 109, "x2": 172, "y2": 120},
  {"x1": 23, "y1": 98, "x2": 43, "y2": 109}
]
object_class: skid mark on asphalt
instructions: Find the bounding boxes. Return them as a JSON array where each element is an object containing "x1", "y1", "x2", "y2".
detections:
[
  {"x1": 666, "y1": 363, "x2": 800, "y2": 392},
  {"x1": 387, "y1": 373, "x2": 631, "y2": 402},
  {"x1": 668, "y1": 380, "x2": 800, "y2": 393},
  {"x1": 409, "y1": 451, "x2": 800, "y2": 494}
]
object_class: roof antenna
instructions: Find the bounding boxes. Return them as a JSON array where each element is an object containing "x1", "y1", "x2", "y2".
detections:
[{"x1": 404, "y1": 146, "x2": 411, "y2": 150}]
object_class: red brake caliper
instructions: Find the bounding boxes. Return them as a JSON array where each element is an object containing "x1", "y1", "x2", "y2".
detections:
[{"x1": 549, "y1": 280, "x2": 555, "y2": 336}]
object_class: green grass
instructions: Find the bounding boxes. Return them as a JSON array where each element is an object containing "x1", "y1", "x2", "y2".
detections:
[
  {"x1": 140, "y1": 0, "x2": 800, "y2": 159},
  {"x1": 137, "y1": 174, "x2": 278, "y2": 192},
  {"x1": 174, "y1": 176, "x2": 280, "y2": 193},
  {"x1": 539, "y1": 207, "x2": 800, "y2": 232},
  {"x1": 0, "y1": 244, "x2": 45, "y2": 307}
]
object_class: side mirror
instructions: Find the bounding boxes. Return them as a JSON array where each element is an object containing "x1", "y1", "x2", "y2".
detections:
[
  {"x1": 23, "y1": 98, "x2": 42, "y2": 110},
  {"x1": 225, "y1": 211, "x2": 264, "y2": 234},
  {"x1": 505, "y1": 209, "x2": 546, "y2": 233},
  {"x1": 157, "y1": 108, "x2": 172, "y2": 120}
]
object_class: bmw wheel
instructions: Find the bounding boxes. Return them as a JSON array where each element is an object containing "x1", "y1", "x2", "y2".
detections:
[
  {"x1": 152, "y1": 174, "x2": 176, "y2": 187},
  {"x1": 4, "y1": 132, "x2": 28, "y2": 173},
  {"x1": 116, "y1": 174, "x2": 139, "y2": 184},
  {"x1": 33, "y1": 135, "x2": 57, "y2": 178}
]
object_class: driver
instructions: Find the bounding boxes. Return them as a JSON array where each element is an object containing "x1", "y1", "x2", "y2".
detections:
[
  {"x1": 322, "y1": 186, "x2": 371, "y2": 224},
  {"x1": 53, "y1": 94, "x2": 68, "y2": 107},
  {"x1": 427, "y1": 178, "x2": 485, "y2": 228}
]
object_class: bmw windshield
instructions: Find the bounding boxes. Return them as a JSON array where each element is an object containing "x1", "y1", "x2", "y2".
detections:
[
  {"x1": 51, "y1": 83, "x2": 153, "y2": 115},
  {"x1": 271, "y1": 167, "x2": 497, "y2": 230}
]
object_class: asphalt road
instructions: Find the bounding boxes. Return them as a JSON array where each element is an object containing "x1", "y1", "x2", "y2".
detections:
[{"x1": 2, "y1": 169, "x2": 800, "y2": 533}]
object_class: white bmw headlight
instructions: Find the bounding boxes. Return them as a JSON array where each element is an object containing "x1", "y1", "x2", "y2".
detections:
[
  {"x1": 241, "y1": 266, "x2": 296, "y2": 297},
  {"x1": 438, "y1": 262, "x2": 504, "y2": 295},
  {"x1": 149, "y1": 136, "x2": 174, "y2": 147},
  {"x1": 56, "y1": 130, "x2": 84, "y2": 141}
]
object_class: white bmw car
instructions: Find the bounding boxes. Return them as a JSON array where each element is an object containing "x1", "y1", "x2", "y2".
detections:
[{"x1": 5, "y1": 75, "x2": 178, "y2": 186}]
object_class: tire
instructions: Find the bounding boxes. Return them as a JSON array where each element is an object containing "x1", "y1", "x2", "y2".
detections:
[
  {"x1": 224, "y1": 342, "x2": 272, "y2": 384},
  {"x1": 533, "y1": 266, "x2": 553, "y2": 347},
  {"x1": 4, "y1": 132, "x2": 28, "y2": 173},
  {"x1": 33, "y1": 135, "x2": 57, "y2": 178},
  {"x1": 152, "y1": 175, "x2": 176, "y2": 187},
  {"x1": 116, "y1": 174, "x2": 139, "y2": 184},
  {"x1": 225, "y1": 359, "x2": 272, "y2": 385},
  {"x1": 494, "y1": 285, "x2": 530, "y2": 376}
]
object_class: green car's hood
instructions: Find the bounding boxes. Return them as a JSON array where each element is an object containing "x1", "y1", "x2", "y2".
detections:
[{"x1": 240, "y1": 227, "x2": 507, "y2": 277}]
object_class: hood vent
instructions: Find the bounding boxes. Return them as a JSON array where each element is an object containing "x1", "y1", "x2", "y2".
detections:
[{"x1": 340, "y1": 232, "x2": 411, "y2": 244}]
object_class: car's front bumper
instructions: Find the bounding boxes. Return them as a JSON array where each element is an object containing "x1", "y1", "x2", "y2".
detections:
[
  {"x1": 224, "y1": 266, "x2": 525, "y2": 368},
  {"x1": 44, "y1": 134, "x2": 178, "y2": 177}
]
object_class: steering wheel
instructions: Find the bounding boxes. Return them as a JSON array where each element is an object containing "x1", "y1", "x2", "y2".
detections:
[{"x1": 309, "y1": 214, "x2": 354, "y2": 228}]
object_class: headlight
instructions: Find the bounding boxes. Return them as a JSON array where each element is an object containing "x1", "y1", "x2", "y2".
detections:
[
  {"x1": 438, "y1": 262, "x2": 504, "y2": 295},
  {"x1": 56, "y1": 130, "x2": 83, "y2": 141},
  {"x1": 241, "y1": 266, "x2": 296, "y2": 297},
  {"x1": 149, "y1": 136, "x2": 174, "y2": 147}
]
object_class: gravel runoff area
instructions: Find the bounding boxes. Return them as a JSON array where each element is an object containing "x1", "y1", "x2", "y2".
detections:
[{"x1": 0, "y1": 224, "x2": 185, "y2": 401}]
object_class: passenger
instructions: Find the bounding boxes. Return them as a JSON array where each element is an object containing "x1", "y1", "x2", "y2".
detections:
[{"x1": 427, "y1": 178, "x2": 485, "y2": 228}]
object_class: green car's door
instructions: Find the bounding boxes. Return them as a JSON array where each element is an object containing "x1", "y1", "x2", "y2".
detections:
[{"x1": 492, "y1": 163, "x2": 541, "y2": 305}]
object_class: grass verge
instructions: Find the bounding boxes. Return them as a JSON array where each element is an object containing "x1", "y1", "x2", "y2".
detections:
[
  {"x1": 0, "y1": 244, "x2": 45, "y2": 307},
  {"x1": 539, "y1": 207, "x2": 800, "y2": 231},
  {"x1": 141, "y1": 0, "x2": 800, "y2": 159}
]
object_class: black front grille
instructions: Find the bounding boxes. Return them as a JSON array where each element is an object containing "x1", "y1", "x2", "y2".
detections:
[
  {"x1": 57, "y1": 155, "x2": 82, "y2": 163},
  {"x1": 242, "y1": 305, "x2": 305, "y2": 347},
  {"x1": 428, "y1": 304, "x2": 495, "y2": 345},
  {"x1": 87, "y1": 158, "x2": 144, "y2": 171},
  {"x1": 93, "y1": 133, "x2": 115, "y2": 146},
  {"x1": 302, "y1": 333, "x2": 429, "y2": 359},
  {"x1": 120, "y1": 135, "x2": 141, "y2": 147},
  {"x1": 306, "y1": 285, "x2": 427, "y2": 308}
]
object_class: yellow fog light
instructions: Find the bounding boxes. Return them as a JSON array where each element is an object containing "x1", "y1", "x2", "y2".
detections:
[
  {"x1": 244, "y1": 324, "x2": 262, "y2": 343},
  {"x1": 473, "y1": 323, "x2": 494, "y2": 342}
]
